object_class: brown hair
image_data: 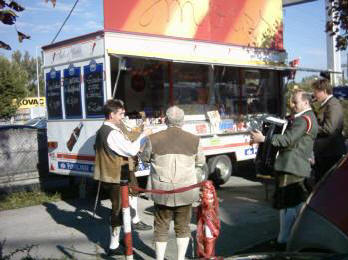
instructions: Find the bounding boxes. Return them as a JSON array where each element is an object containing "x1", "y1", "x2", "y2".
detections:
[
  {"x1": 103, "y1": 99, "x2": 124, "y2": 119},
  {"x1": 312, "y1": 79, "x2": 332, "y2": 94}
]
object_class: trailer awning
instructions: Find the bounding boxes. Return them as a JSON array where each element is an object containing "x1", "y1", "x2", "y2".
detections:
[{"x1": 105, "y1": 32, "x2": 287, "y2": 70}]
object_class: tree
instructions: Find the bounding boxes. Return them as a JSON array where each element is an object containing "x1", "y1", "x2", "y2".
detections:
[
  {"x1": 11, "y1": 50, "x2": 45, "y2": 96},
  {"x1": 326, "y1": 0, "x2": 348, "y2": 51},
  {"x1": 0, "y1": 0, "x2": 56, "y2": 50},
  {"x1": 0, "y1": 55, "x2": 28, "y2": 119}
]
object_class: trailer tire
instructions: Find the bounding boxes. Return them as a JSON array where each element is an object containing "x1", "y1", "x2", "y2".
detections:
[
  {"x1": 208, "y1": 155, "x2": 232, "y2": 186},
  {"x1": 201, "y1": 163, "x2": 209, "y2": 181},
  {"x1": 195, "y1": 163, "x2": 209, "y2": 182}
]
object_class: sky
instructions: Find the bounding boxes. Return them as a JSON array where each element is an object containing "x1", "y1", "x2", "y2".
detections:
[{"x1": 0, "y1": 0, "x2": 347, "y2": 81}]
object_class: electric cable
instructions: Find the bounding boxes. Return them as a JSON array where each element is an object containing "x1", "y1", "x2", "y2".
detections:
[{"x1": 51, "y1": 0, "x2": 80, "y2": 44}]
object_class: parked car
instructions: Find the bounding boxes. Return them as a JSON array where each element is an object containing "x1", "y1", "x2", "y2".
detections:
[
  {"x1": 24, "y1": 117, "x2": 47, "y2": 129},
  {"x1": 0, "y1": 124, "x2": 36, "y2": 130},
  {"x1": 287, "y1": 155, "x2": 348, "y2": 253}
]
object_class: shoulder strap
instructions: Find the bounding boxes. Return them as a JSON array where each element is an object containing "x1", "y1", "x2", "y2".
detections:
[{"x1": 301, "y1": 115, "x2": 312, "y2": 134}]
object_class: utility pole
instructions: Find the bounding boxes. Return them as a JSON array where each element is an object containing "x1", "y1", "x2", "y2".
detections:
[
  {"x1": 36, "y1": 46, "x2": 40, "y2": 98},
  {"x1": 325, "y1": 0, "x2": 342, "y2": 86}
]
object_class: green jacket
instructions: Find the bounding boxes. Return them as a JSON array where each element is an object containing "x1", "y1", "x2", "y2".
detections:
[{"x1": 272, "y1": 110, "x2": 318, "y2": 177}]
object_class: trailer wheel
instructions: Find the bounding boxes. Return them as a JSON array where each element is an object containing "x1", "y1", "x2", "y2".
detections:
[
  {"x1": 195, "y1": 163, "x2": 209, "y2": 182},
  {"x1": 208, "y1": 155, "x2": 232, "y2": 186}
]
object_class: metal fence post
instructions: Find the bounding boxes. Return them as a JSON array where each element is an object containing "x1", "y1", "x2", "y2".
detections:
[{"x1": 120, "y1": 179, "x2": 133, "y2": 260}]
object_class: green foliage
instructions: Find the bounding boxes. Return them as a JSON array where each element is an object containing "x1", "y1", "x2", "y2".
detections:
[
  {"x1": 0, "y1": 55, "x2": 27, "y2": 119},
  {"x1": 0, "y1": 191, "x2": 61, "y2": 211},
  {"x1": 326, "y1": 0, "x2": 348, "y2": 51},
  {"x1": 12, "y1": 50, "x2": 45, "y2": 96}
]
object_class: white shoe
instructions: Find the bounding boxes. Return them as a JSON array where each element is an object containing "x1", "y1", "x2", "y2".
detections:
[
  {"x1": 155, "y1": 241, "x2": 167, "y2": 260},
  {"x1": 109, "y1": 226, "x2": 120, "y2": 250},
  {"x1": 176, "y1": 237, "x2": 189, "y2": 260}
]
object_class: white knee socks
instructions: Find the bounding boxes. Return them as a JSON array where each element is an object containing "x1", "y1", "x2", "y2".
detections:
[
  {"x1": 176, "y1": 237, "x2": 189, "y2": 260},
  {"x1": 155, "y1": 241, "x2": 167, "y2": 260}
]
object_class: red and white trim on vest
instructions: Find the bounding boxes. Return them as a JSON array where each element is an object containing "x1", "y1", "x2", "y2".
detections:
[{"x1": 301, "y1": 115, "x2": 312, "y2": 134}]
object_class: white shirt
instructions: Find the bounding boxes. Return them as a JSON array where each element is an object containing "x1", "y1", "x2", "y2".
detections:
[
  {"x1": 294, "y1": 108, "x2": 312, "y2": 118},
  {"x1": 104, "y1": 121, "x2": 145, "y2": 157},
  {"x1": 320, "y1": 94, "x2": 333, "y2": 107}
]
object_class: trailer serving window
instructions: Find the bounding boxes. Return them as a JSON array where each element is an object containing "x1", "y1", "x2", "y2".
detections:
[
  {"x1": 214, "y1": 66, "x2": 281, "y2": 117},
  {"x1": 111, "y1": 56, "x2": 282, "y2": 121}
]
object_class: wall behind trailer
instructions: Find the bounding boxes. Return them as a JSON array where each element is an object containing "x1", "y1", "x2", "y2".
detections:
[{"x1": 0, "y1": 128, "x2": 48, "y2": 190}]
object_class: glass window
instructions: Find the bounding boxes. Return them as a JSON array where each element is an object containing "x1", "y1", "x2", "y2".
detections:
[
  {"x1": 112, "y1": 56, "x2": 281, "y2": 122},
  {"x1": 214, "y1": 66, "x2": 281, "y2": 117}
]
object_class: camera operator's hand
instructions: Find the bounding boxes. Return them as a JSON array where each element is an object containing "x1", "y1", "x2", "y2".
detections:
[{"x1": 250, "y1": 129, "x2": 265, "y2": 144}]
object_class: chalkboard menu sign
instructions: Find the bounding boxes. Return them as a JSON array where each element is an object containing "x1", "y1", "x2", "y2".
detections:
[
  {"x1": 84, "y1": 61, "x2": 104, "y2": 117},
  {"x1": 46, "y1": 69, "x2": 62, "y2": 119},
  {"x1": 63, "y1": 65, "x2": 82, "y2": 118}
]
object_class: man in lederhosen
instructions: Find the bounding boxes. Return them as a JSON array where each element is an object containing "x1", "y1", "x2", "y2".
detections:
[
  {"x1": 94, "y1": 99, "x2": 152, "y2": 256},
  {"x1": 141, "y1": 106, "x2": 205, "y2": 260},
  {"x1": 251, "y1": 90, "x2": 318, "y2": 249}
]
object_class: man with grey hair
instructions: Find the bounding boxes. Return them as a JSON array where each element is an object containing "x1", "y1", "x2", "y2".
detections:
[{"x1": 141, "y1": 106, "x2": 205, "y2": 260}]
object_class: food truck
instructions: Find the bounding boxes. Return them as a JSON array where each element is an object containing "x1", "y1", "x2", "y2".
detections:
[{"x1": 43, "y1": 0, "x2": 291, "y2": 185}]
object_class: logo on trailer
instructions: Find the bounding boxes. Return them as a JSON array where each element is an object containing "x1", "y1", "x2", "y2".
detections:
[
  {"x1": 90, "y1": 60, "x2": 97, "y2": 72},
  {"x1": 58, "y1": 162, "x2": 94, "y2": 173},
  {"x1": 50, "y1": 68, "x2": 56, "y2": 79},
  {"x1": 244, "y1": 147, "x2": 257, "y2": 156},
  {"x1": 68, "y1": 64, "x2": 75, "y2": 76}
]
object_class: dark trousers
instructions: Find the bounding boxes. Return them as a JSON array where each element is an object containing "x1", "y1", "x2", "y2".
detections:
[
  {"x1": 103, "y1": 183, "x2": 122, "y2": 228},
  {"x1": 154, "y1": 204, "x2": 192, "y2": 242},
  {"x1": 314, "y1": 155, "x2": 342, "y2": 183}
]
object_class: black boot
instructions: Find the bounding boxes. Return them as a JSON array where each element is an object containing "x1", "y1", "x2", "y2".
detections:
[{"x1": 107, "y1": 247, "x2": 123, "y2": 256}]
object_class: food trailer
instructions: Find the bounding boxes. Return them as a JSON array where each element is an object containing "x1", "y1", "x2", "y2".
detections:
[{"x1": 43, "y1": 0, "x2": 289, "y2": 185}]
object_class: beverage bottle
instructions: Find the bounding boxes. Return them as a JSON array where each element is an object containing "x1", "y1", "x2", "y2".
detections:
[{"x1": 66, "y1": 122, "x2": 84, "y2": 151}]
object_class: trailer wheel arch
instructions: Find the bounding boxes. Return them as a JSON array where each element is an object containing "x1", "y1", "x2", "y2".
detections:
[{"x1": 207, "y1": 154, "x2": 233, "y2": 186}]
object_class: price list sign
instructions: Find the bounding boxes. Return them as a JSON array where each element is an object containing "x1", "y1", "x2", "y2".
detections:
[
  {"x1": 63, "y1": 65, "x2": 82, "y2": 118},
  {"x1": 84, "y1": 61, "x2": 104, "y2": 117},
  {"x1": 46, "y1": 69, "x2": 62, "y2": 119}
]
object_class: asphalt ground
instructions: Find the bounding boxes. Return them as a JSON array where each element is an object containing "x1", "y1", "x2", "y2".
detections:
[{"x1": 0, "y1": 175, "x2": 278, "y2": 259}]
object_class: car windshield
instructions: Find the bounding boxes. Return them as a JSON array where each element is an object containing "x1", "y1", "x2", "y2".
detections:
[
  {"x1": 24, "y1": 117, "x2": 46, "y2": 128},
  {"x1": 25, "y1": 118, "x2": 42, "y2": 126}
]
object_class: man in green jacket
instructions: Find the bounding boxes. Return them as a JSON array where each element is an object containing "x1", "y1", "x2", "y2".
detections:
[{"x1": 251, "y1": 90, "x2": 318, "y2": 248}]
